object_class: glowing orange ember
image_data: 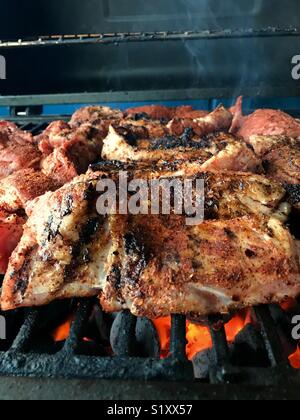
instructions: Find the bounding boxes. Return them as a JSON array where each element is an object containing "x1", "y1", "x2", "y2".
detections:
[
  {"x1": 152, "y1": 317, "x2": 171, "y2": 357},
  {"x1": 186, "y1": 323, "x2": 212, "y2": 360},
  {"x1": 153, "y1": 311, "x2": 252, "y2": 360},
  {"x1": 52, "y1": 315, "x2": 74, "y2": 342},
  {"x1": 289, "y1": 346, "x2": 300, "y2": 369}
]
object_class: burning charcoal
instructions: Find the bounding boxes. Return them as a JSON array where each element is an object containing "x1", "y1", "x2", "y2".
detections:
[
  {"x1": 110, "y1": 311, "x2": 138, "y2": 357},
  {"x1": 94, "y1": 304, "x2": 114, "y2": 344},
  {"x1": 268, "y1": 304, "x2": 296, "y2": 356},
  {"x1": 136, "y1": 318, "x2": 160, "y2": 358},
  {"x1": 193, "y1": 348, "x2": 216, "y2": 379},
  {"x1": 230, "y1": 324, "x2": 269, "y2": 367}
]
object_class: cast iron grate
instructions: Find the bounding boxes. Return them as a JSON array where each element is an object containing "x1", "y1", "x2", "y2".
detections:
[{"x1": 0, "y1": 122, "x2": 299, "y2": 386}]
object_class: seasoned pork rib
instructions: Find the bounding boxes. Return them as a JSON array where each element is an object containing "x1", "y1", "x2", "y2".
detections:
[
  {"x1": 244, "y1": 135, "x2": 300, "y2": 208},
  {"x1": 1, "y1": 169, "x2": 290, "y2": 311},
  {"x1": 0, "y1": 121, "x2": 41, "y2": 180},
  {"x1": 125, "y1": 104, "x2": 209, "y2": 121},
  {"x1": 101, "y1": 215, "x2": 300, "y2": 317},
  {"x1": 102, "y1": 126, "x2": 262, "y2": 173},
  {"x1": 167, "y1": 105, "x2": 233, "y2": 136},
  {"x1": 69, "y1": 106, "x2": 123, "y2": 129},
  {"x1": 230, "y1": 97, "x2": 300, "y2": 139},
  {"x1": 0, "y1": 169, "x2": 60, "y2": 214},
  {"x1": 39, "y1": 122, "x2": 107, "y2": 185}
]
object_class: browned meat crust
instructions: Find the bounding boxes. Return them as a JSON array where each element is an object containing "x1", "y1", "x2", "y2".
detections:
[
  {"x1": 102, "y1": 126, "x2": 262, "y2": 174},
  {"x1": 0, "y1": 121, "x2": 41, "y2": 180},
  {"x1": 125, "y1": 105, "x2": 209, "y2": 121},
  {"x1": 69, "y1": 106, "x2": 123, "y2": 128},
  {"x1": 39, "y1": 122, "x2": 107, "y2": 184},
  {"x1": 0, "y1": 169, "x2": 60, "y2": 213},
  {"x1": 101, "y1": 215, "x2": 300, "y2": 318},
  {"x1": 230, "y1": 97, "x2": 300, "y2": 140},
  {"x1": 1, "y1": 169, "x2": 290, "y2": 311},
  {"x1": 167, "y1": 105, "x2": 233, "y2": 136}
]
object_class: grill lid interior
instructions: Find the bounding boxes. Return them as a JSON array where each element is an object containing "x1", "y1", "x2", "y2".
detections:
[{"x1": 0, "y1": 0, "x2": 300, "y2": 103}]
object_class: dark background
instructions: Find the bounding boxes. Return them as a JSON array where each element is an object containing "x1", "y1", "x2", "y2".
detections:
[{"x1": 0, "y1": 0, "x2": 300, "y2": 101}]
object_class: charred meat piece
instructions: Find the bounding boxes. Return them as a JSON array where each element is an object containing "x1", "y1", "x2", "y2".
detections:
[
  {"x1": 0, "y1": 169, "x2": 60, "y2": 214},
  {"x1": 0, "y1": 122, "x2": 41, "y2": 179},
  {"x1": 101, "y1": 215, "x2": 300, "y2": 318},
  {"x1": 102, "y1": 126, "x2": 262, "y2": 174},
  {"x1": 69, "y1": 106, "x2": 123, "y2": 129},
  {"x1": 119, "y1": 118, "x2": 169, "y2": 139},
  {"x1": 41, "y1": 148, "x2": 79, "y2": 185},
  {"x1": 1, "y1": 169, "x2": 289, "y2": 310},
  {"x1": 35, "y1": 121, "x2": 70, "y2": 155},
  {"x1": 125, "y1": 105, "x2": 175, "y2": 121},
  {"x1": 1, "y1": 178, "x2": 118, "y2": 309},
  {"x1": 264, "y1": 145, "x2": 300, "y2": 185},
  {"x1": 245, "y1": 135, "x2": 300, "y2": 209},
  {"x1": 246, "y1": 135, "x2": 298, "y2": 158},
  {"x1": 40, "y1": 123, "x2": 107, "y2": 185},
  {"x1": 125, "y1": 105, "x2": 209, "y2": 121},
  {"x1": 167, "y1": 105, "x2": 233, "y2": 137}
]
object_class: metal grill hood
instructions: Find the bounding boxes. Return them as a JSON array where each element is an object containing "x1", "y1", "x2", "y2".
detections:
[{"x1": 0, "y1": 0, "x2": 300, "y2": 104}]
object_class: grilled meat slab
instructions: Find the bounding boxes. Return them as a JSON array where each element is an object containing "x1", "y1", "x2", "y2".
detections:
[
  {"x1": 167, "y1": 105, "x2": 232, "y2": 137},
  {"x1": 102, "y1": 126, "x2": 262, "y2": 173},
  {"x1": 125, "y1": 104, "x2": 209, "y2": 121},
  {"x1": 39, "y1": 122, "x2": 107, "y2": 185},
  {"x1": 69, "y1": 106, "x2": 123, "y2": 129},
  {"x1": 245, "y1": 135, "x2": 300, "y2": 209},
  {"x1": 0, "y1": 169, "x2": 60, "y2": 214},
  {"x1": 230, "y1": 97, "x2": 300, "y2": 139},
  {"x1": 1, "y1": 177, "x2": 116, "y2": 309},
  {"x1": 101, "y1": 215, "x2": 300, "y2": 317},
  {"x1": 1, "y1": 169, "x2": 290, "y2": 311},
  {"x1": 0, "y1": 121, "x2": 41, "y2": 180}
]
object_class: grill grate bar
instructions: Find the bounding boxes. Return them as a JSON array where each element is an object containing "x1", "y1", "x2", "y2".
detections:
[
  {"x1": 19, "y1": 123, "x2": 34, "y2": 131},
  {"x1": 62, "y1": 299, "x2": 93, "y2": 355},
  {"x1": 29, "y1": 122, "x2": 48, "y2": 135},
  {"x1": 208, "y1": 315, "x2": 230, "y2": 366},
  {"x1": 1, "y1": 27, "x2": 300, "y2": 49},
  {"x1": 253, "y1": 305, "x2": 289, "y2": 368},
  {"x1": 170, "y1": 315, "x2": 187, "y2": 361},
  {"x1": 10, "y1": 309, "x2": 40, "y2": 353}
]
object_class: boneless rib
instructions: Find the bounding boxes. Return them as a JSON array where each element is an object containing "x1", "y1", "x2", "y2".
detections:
[
  {"x1": 1, "y1": 168, "x2": 294, "y2": 313},
  {"x1": 100, "y1": 215, "x2": 300, "y2": 318}
]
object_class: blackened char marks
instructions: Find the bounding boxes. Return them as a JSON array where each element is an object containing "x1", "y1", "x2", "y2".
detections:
[
  {"x1": 285, "y1": 184, "x2": 300, "y2": 205},
  {"x1": 64, "y1": 217, "x2": 102, "y2": 281},
  {"x1": 60, "y1": 193, "x2": 74, "y2": 217},
  {"x1": 151, "y1": 128, "x2": 213, "y2": 150},
  {"x1": 45, "y1": 214, "x2": 61, "y2": 242},
  {"x1": 12, "y1": 246, "x2": 37, "y2": 297},
  {"x1": 131, "y1": 113, "x2": 151, "y2": 121},
  {"x1": 80, "y1": 217, "x2": 101, "y2": 243},
  {"x1": 115, "y1": 126, "x2": 141, "y2": 147},
  {"x1": 123, "y1": 232, "x2": 149, "y2": 286},
  {"x1": 83, "y1": 182, "x2": 96, "y2": 203},
  {"x1": 108, "y1": 265, "x2": 122, "y2": 290}
]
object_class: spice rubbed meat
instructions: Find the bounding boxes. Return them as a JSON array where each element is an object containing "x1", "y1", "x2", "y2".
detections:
[
  {"x1": 0, "y1": 168, "x2": 293, "y2": 311},
  {"x1": 1, "y1": 102, "x2": 300, "y2": 316}
]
